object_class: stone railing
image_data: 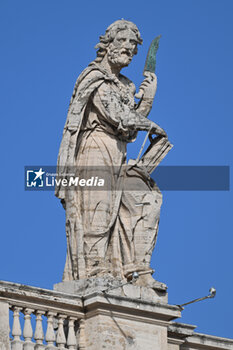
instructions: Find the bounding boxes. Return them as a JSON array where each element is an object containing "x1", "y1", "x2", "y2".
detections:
[
  {"x1": 1, "y1": 280, "x2": 233, "y2": 350},
  {"x1": 0, "y1": 281, "x2": 85, "y2": 350}
]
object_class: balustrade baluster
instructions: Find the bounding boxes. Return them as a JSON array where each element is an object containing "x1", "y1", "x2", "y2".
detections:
[
  {"x1": 56, "y1": 314, "x2": 66, "y2": 350},
  {"x1": 45, "y1": 312, "x2": 56, "y2": 350},
  {"x1": 11, "y1": 306, "x2": 23, "y2": 350},
  {"x1": 67, "y1": 317, "x2": 76, "y2": 350},
  {"x1": 23, "y1": 308, "x2": 34, "y2": 350},
  {"x1": 34, "y1": 310, "x2": 45, "y2": 350},
  {"x1": 78, "y1": 319, "x2": 86, "y2": 350}
]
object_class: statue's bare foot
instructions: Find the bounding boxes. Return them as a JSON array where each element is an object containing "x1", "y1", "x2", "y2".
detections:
[{"x1": 135, "y1": 273, "x2": 167, "y2": 291}]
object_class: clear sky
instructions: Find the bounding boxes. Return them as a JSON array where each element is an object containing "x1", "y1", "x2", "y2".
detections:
[{"x1": 0, "y1": 0, "x2": 232, "y2": 339}]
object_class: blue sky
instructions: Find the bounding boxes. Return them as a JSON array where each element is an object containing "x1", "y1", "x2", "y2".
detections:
[{"x1": 0, "y1": 0, "x2": 232, "y2": 339}]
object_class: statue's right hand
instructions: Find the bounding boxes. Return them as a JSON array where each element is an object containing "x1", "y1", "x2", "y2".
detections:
[
  {"x1": 150, "y1": 122, "x2": 167, "y2": 137},
  {"x1": 135, "y1": 72, "x2": 157, "y2": 100}
]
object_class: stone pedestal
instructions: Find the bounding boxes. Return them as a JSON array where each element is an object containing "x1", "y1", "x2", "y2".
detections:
[
  {"x1": 54, "y1": 276, "x2": 168, "y2": 303},
  {"x1": 82, "y1": 293, "x2": 180, "y2": 350},
  {"x1": 54, "y1": 279, "x2": 180, "y2": 350}
]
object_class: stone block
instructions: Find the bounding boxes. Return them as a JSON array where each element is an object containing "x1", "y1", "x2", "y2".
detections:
[
  {"x1": 0, "y1": 302, "x2": 10, "y2": 350},
  {"x1": 82, "y1": 293, "x2": 180, "y2": 350}
]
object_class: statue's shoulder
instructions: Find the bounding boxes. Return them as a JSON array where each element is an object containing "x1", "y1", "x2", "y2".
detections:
[
  {"x1": 119, "y1": 74, "x2": 136, "y2": 94},
  {"x1": 70, "y1": 64, "x2": 105, "y2": 101},
  {"x1": 77, "y1": 64, "x2": 105, "y2": 85}
]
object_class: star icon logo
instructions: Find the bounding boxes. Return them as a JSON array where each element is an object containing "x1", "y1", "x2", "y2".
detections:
[{"x1": 33, "y1": 168, "x2": 45, "y2": 181}]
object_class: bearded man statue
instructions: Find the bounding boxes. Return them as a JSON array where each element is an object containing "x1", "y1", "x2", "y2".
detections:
[{"x1": 55, "y1": 20, "x2": 171, "y2": 289}]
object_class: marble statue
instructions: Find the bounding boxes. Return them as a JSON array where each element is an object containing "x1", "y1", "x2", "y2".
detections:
[{"x1": 55, "y1": 20, "x2": 172, "y2": 289}]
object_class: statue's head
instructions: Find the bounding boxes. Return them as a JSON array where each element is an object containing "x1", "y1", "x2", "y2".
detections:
[{"x1": 95, "y1": 20, "x2": 143, "y2": 68}]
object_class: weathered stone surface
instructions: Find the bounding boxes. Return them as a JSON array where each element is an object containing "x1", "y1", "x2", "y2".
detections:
[
  {"x1": 0, "y1": 280, "x2": 83, "y2": 317},
  {"x1": 55, "y1": 19, "x2": 172, "y2": 286},
  {"x1": 81, "y1": 292, "x2": 180, "y2": 350},
  {"x1": 84, "y1": 313, "x2": 168, "y2": 350},
  {"x1": 168, "y1": 322, "x2": 233, "y2": 350},
  {"x1": 54, "y1": 276, "x2": 123, "y2": 296},
  {"x1": 54, "y1": 276, "x2": 168, "y2": 303},
  {"x1": 0, "y1": 301, "x2": 10, "y2": 350},
  {"x1": 122, "y1": 284, "x2": 141, "y2": 299},
  {"x1": 182, "y1": 333, "x2": 233, "y2": 350},
  {"x1": 140, "y1": 285, "x2": 168, "y2": 303}
]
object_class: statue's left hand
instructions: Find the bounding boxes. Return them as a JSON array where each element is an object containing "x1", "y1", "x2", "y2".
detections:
[{"x1": 135, "y1": 72, "x2": 157, "y2": 100}]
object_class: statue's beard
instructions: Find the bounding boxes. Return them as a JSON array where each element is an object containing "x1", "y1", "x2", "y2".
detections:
[{"x1": 107, "y1": 45, "x2": 134, "y2": 68}]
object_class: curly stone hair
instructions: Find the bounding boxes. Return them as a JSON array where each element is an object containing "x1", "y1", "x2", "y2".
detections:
[{"x1": 94, "y1": 19, "x2": 143, "y2": 63}]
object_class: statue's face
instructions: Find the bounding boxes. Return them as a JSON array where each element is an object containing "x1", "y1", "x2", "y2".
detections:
[{"x1": 107, "y1": 29, "x2": 138, "y2": 68}]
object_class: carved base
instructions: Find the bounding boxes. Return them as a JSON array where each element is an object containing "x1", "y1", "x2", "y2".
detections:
[{"x1": 53, "y1": 275, "x2": 168, "y2": 304}]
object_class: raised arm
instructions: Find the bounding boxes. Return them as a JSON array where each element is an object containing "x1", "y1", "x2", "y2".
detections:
[{"x1": 92, "y1": 82, "x2": 166, "y2": 137}]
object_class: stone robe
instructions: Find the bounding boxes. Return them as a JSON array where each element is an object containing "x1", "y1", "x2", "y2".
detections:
[{"x1": 56, "y1": 62, "x2": 171, "y2": 281}]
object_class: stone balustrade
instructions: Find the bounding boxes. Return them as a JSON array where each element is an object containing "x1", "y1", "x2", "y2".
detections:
[
  {"x1": 10, "y1": 307, "x2": 78, "y2": 350},
  {"x1": 0, "y1": 280, "x2": 233, "y2": 350},
  {"x1": 0, "y1": 281, "x2": 85, "y2": 350}
]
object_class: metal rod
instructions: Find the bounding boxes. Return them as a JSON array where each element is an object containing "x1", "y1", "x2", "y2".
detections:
[
  {"x1": 103, "y1": 281, "x2": 130, "y2": 294},
  {"x1": 136, "y1": 130, "x2": 150, "y2": 163},
  {"x1": 179, "y1": 295, "x2": 210, "y2": 307},
  {"x1": 177, "y1": 287, "x2": 216, "y2": 308}
]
